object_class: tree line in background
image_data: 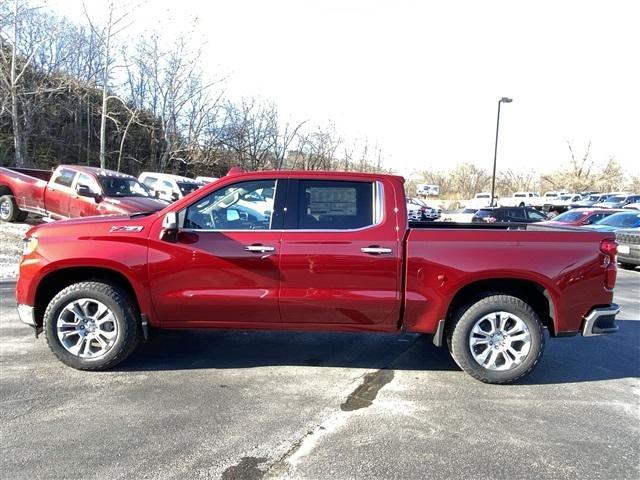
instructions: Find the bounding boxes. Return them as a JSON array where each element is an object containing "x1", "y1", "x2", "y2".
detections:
[
  {"x1": 408, "y1": 141, "x2": 639, "y2": 201},
  {"x1": 1, "y1": 1, "x2": 637, "y2": 193},
  {"x1": 0, "y1": 0, "x2": 388, "y2": 178}
]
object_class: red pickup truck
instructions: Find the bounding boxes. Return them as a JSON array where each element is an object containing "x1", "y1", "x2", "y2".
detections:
[
  {"x1": 15, "y1": 170, "x2": 620, "y2": 383},
  {"x1": 0, "y1": 165, "x2": 166, "y2": 222}
]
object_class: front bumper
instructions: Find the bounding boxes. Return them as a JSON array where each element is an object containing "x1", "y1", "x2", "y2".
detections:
[
  {"x1": 582, "y1": 304, "x2": 619, "y2": 337},
  {"x1": 17, "y1": 304, "x2": 36, "y2": 326}
]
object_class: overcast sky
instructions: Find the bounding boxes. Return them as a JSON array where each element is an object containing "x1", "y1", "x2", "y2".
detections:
[{"x1": 47, "y1": 0, "x2": 639, "y2": 176}]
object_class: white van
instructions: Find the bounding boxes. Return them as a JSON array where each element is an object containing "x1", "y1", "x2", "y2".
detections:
[{"x1": 138, "y1": 172, "x2": 202, "y2": 203}]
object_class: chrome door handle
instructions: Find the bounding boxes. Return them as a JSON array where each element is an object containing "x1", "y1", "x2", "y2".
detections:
[
  {"x1": 361, "y1": 247, "x2": 392, "y2": 255},
  {"x1": 245, "y1": 245, "x2": 275, "y2": 253}
]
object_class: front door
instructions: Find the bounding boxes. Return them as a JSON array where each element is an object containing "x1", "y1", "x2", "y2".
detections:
[
  {"x1": 69, "y1": 172, "x2": 101, "y2": 218},
  {"x1": 148, "y1": 178, "x2": 284, "y2": 327},
  {"x1": 278, "y1": 178, "x2": 401, "y2": 329}
]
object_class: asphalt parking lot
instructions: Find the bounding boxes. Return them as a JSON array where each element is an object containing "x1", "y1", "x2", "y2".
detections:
[{"x1": 1, "y1": 269, "x2": 638, "y2": 480}]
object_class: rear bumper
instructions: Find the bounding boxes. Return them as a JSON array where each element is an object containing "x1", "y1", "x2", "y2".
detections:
[{"x1": 582, "y1": 304, "x2": 619, "y2": 337}]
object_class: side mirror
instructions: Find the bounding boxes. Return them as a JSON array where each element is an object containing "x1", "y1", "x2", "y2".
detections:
[
  {"x1": 171, "y1": 192, "x2": 180, "y2": 201},
  {"x1": 77, "y1": 184, "x2": 101, "y2": 202},
  {"x1": 160, "y1": 212, "x2": 178, "y2": 242}
]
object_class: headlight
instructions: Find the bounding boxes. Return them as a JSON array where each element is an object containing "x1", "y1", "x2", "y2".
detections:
[{"x1": 22, "y1": 236, "x2": 38, "y2": 256}]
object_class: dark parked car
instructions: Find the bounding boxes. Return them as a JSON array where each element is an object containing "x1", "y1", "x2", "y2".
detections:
[
  {"x1": 472, "y1": 206, "x2": 547, "y2": 223},
  {"x1": 615, "y1": 229, "x2": 640, "y2": 269}
]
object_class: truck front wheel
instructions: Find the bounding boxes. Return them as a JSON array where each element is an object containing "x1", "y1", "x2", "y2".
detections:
[
  {"x1": 0, "y1": 194, "x2": 26, "y2": 222},
  {"x1": 447, "y1": 294, "x2": 544, "y2": 384},
  {"x1": 43, "y1": 281, "x2": 141, "y2": 370}
]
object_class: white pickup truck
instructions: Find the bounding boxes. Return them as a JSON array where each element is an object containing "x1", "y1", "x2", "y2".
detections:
[
  {"x1": 500, "y1": 191, "x2": 540, "y2": 207},
  {"x1": 466, "y1": 192, "x2": 498, "y2": 209}
]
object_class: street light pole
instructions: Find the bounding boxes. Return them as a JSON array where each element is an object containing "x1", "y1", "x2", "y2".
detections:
[{"x1": 490, "y1": 97, "x2": 512, "y2": 207}]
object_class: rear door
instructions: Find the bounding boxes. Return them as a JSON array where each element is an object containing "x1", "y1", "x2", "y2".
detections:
[
  {"x1": 45, "y1": 168, "x2": 76, "y2": 218},
  {"x1": 278, "y1": 178, "x2": 401, "y2": 329}
]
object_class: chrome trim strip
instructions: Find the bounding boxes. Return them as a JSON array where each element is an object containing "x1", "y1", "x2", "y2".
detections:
[
  {"x1": 582, "y1": 304, "x2": 620, "y2": 337},
  {"x1": 361, "y1": 247, "x2": 392, "y2": 254},
  {"x1": 182, "y1": 179, "x2": 386, "y2": 234}
]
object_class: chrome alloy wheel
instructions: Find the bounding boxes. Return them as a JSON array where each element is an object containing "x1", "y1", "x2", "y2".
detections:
[
  {"x1": 56, "y1": 298, "x2": 118, "y2": 359},
  {"x1": 0, "y1": 199, "x2": 10, "y2": 218},
  {"x1": 468, "y1": 311, "x2": 531, "y2": 371}
]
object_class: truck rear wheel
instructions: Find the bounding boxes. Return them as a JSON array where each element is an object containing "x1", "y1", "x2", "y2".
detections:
[
  {"x1": 447, "y1": 294, "x2": 544, "y2": 384},
  {"x1": 0, "y1": 194, "x2": 24, "y2": 222},
  {"x1": 43, "y1": 281, "x2": 141, "y2": 370}
]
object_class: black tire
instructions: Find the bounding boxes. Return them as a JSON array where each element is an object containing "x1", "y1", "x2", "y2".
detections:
[
  {"x1": 619, "y1": 262, "x2": 638, "y2": 270},
  {"x1": 44, "y1": 281, "x2": 141, "y2": 370},
  {"x1": 447, "y1": 294, "x2": 544, "y2": 384},
  {"x1": 0, "y1": 194, "x2": 22, "y2": 222}
]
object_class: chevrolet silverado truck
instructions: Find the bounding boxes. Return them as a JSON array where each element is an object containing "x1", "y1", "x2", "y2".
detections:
[
  {"x1": 16, "y1": 170, "x2": 620, "y2": 383},
  {"x1": 0, "y1": 165, "x2": 166, "y2": 222}
]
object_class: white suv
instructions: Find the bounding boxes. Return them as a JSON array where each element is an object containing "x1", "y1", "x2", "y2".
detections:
[{"x1": 138, "y1": 172, "x2": 202, "y2": 203}]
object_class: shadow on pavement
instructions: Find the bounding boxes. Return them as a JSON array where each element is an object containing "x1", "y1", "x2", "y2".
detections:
[{"x1": 118, "y1": 319, "x2": 640, "y2": 385}]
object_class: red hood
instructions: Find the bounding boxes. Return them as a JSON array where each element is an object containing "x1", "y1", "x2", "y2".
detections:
[
  {"x1": 99, "y1": 196, "x2": 167, "y2": 214},
  {"x1": 26, "y1": 211, "x2": 163, "y2": 238}
]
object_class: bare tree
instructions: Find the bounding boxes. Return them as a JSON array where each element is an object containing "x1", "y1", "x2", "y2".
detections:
[
  {"x1": 83, "y1": 0, "x2": 135, "y2": 168},
  {"x1": 0, "y1": 0, "x2": 56, "y2": 166}
]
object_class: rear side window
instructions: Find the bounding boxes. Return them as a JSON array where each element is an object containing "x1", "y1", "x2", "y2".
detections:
[
  {"x1": 53, "y1": 168, "x2": 76, "y2": 188},
  {"x1": 508, "y1": 208, "x2": 527, "y2": 220},
  {"x1": 296, "y1": 180, "x2": 373, "y2": 230}
]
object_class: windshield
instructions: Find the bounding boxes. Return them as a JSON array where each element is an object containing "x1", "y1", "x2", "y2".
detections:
[
  {"x1": 595, "y1": 212, "x2": 640, "y2": 227},
  {"x1": 587, "y1": 195, "x2": 601, "y2": 201},
  {"x1": 476, "y1": 194, "x2": 490, "y2": 199},
  {"x1": 552, "y1": 210, "x2": 587, "y2": 222},
  {"x1": 98, "y1": 176, "x2": 150, "y2": 197},
  {"x1": 605, "y1": 195, "x2": 625, "y2": 203},
  {"x1": 514, "y1": 193, "x2": 526, "y2": 197},
  {"x1": 462, "y1": 208, "x2": 477, "y2": 214},
  {"x1": 559, "y1": 195, "x2": 573, "y2": 201},
  {"x1": 177, "y1": 182, "x2": 200, "y2": 196}
]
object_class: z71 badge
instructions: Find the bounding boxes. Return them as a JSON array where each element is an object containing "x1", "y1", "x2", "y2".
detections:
[{"x1": 109, "y1": 225, "x2": 144, "y2": 233}]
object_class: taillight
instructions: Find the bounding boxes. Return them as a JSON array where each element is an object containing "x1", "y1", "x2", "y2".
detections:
[
  {"x1": 600, "y1": 238, "x2": 617, "y2": 290},
  {"x1": 600, "y1": 239, "x2": 618, "y2": 258}
]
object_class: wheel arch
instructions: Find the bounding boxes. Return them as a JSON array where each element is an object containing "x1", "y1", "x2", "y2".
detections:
[
  {"x1": 34, "y1": 267, "x2": 141, "y2": 328},
  {"x1": 444, "y1": 278, "x2": 557, "y2": 337},
  {"x1": 0, "y1": 184, "x2": 15, "y2": 197}
]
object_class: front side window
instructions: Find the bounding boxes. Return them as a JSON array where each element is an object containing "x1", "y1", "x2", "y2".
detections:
[
  {"x1": 296, "y1": 180, "x2": 373, "y2": 229},
  {"x1": 184, "y1": 180, "x2": 276, "y2": 230},
  {"x1": 53, "y1": 169, "x2": 77, "y2": 188},
  {"x1": 526, "y1": 209, "x2": 546, "y2": 221},
  {"x1": 76, "y1": 173, "x2": 101, "y2": 194}
]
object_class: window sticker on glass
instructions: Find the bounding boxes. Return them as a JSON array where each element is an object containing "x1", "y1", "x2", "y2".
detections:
[{"x1": 308, "y1": 188, "x2": 357, "y2": 216}]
